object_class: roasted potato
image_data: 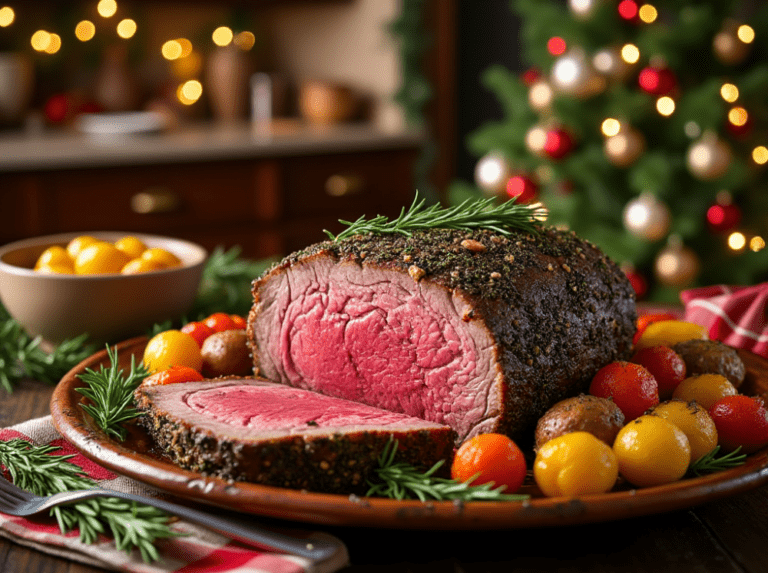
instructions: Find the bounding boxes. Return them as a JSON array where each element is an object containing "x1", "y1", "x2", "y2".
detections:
[
  {"x1": 201, "y1": 329, "x2": 253, "y2": 378},
  {"x1": 672, "y1": 339, "x2": 745, "y2": 388},
  {"x1": 535, "y1": 394, "x2": 625, "y2": 450}
]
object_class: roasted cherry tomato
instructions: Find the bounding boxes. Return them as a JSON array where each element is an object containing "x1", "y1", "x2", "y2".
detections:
[
  {"x1": 230, "y1": 314, "x2": 247, "y2": 329},
  {"x1": 709, "y1": 395, "x2": 768, "y2": 454},
  {"x1": 630, "y1": 346, "x2": 687, "y2": 400},
  {"x1": 672, "y1": 373, "x2": 738, "y2": 410},
  {"x1": 589, "y1": 361, "x2": 659, "y2": 421},
  {"x1": 142, "y1": 365, "x2": 205, "y2": 387},
  {"x1": 451, "y1": 433, "x2": 527, "y2": 493},
  {"x1": 203, "y1": 312, "x2": 241, "y2": 333},
  {"x1": 648, "y1": 400, "x2": 718, "y2": 462},
  {"x1": 181, "y1": 321, "x2": 215, "y2": 347}
]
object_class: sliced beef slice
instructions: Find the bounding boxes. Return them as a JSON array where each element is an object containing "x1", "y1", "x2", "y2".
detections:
[
  {"x1": 135, "y1": 378, "x2": 454, "y2": 493},
  {"x1": 248, "y1": 227, "x2": 637, "y2": 444}
]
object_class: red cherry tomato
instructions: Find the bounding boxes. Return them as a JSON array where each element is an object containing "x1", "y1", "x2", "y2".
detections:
[
  {"x1": 451, "y1": 433, "x2": 527, "y2": 493},
  {"x1": 180, "y1": 321, "x2": 215, "y2": 347},
  {"x1": 589, "y1": 361, "x2": 659, "y2": 421},
  {"x1": 634, "y1": 312, "x2": 679, "y2": 345},
  {"x1": 709, "y1": 395, "x2": 768, "y2": 454},
  {"x1": 230, "y1": 314, "x2": 247, "y2": 329},
  {"x1": 630, "y1": 345, "x2": 687, "y2": 400},
  {"x1": 203, "y1": 312, "x2": 240, "y2": 333}
]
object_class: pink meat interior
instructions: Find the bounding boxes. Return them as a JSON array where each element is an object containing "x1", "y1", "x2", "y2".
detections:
[
  {"x1": 184, "y1": 383, "x2": 443, "y2": 431},
  {"x1": 252, "y1": 257, "x2": 503, "y2": 441}
]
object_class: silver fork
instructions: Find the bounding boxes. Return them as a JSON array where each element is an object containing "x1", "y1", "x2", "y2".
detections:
[{"x1": 0, "y1": 474, "x2": 342, "y2": 563}]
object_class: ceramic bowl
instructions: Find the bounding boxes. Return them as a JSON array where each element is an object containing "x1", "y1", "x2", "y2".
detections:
[{"x1": 0, "y1": 232, "x2": 207, "y2": 344}]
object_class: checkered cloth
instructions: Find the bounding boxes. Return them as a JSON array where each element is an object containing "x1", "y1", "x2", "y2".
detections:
[
  {"x1": 0, "y1": 416, "x2": 349, "y2": 573},
  {"x1": 681, "y1": 283, "x2": 768, "y2": 358}
]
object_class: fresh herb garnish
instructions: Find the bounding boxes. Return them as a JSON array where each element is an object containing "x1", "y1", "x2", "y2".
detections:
[
  {"x1": 688, "y1": 446, "x2": 747, "y2": 476},
  {"x1": 0, "y1": 304, "x2": 95, "y2": 393},
  {"x1": 0, "y1": 438, "x2": 178, "y2": 562},
  {"x1": 76, "y1": 346, "x2": 149, "y2": 441},
  {"x1": 366, "y1": 439, "x2": 529, "y2": 502},
  {"x1": 325, "y1": 194, "x2": 548, "y2": 242}
]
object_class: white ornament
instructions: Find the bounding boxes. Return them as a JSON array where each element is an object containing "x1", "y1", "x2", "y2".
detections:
[
  {"x1": 569, "y1": 0, "x2": 599, "y2": 19},
  {"x1": 551, "y1": 49, "x2": 604, "y2": 97},
  {"x1": 623, "y1": 193, "x2": 671, "y2": 241},
  {"x1": 474, "y1": 152, "x2": 510, "y2": 196},
  {"x1": 686, "y1": 132, "x2": 732, "y2": 180},
  {"x1": 655, "y1": 239, "x2": 700, "y2": 287}
]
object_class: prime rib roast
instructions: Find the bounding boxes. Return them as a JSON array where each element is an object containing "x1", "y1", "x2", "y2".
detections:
[
  {"x1": 135, "y1": 378, "x2": 454, "y2": 493},
  {"x1": 247, "y1": 226, "x2": 637, "y2": 445}
]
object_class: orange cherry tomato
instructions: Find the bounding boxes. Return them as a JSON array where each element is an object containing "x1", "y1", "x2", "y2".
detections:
[
  {"x1": 230, "y1": 314, "x2": 247, "y2": 329},
  {"x1": 142, "y1": 365, "x2": 205, "y2": 387},
  {"x1": 203, "y1": 312, "x2": 240, "y2": 333},
  {"x1": 181, "y1": 321, "x2": 215, "y2": 347},
  {"x1": 450, "y1": 433, "x2": 527, "y2": 493}
]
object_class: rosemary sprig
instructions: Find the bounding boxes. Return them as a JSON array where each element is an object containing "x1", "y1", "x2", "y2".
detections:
[
  {"x1": 0, "y1": 303, "x2": 95, "y2": 393},
  {"x1": 366, "y1": 439, "x2": 529, "y2": 502},
  {"x1": 76, "y1": 346, "x2": 149, "y2": 441},
  {"x1": 0, "y1": 438, "x2": 178, "y2": 562},
  {"x1": 688, "y1": 446, "x2": 747, "y2": 477},
  {"x1": 325, "y1": 194, "x2": 548, "y2": 242}
]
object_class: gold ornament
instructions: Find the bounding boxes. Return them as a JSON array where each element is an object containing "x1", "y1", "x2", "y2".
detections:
[
  {"x1": 622, "y1": 193, "x2": 671, "y2": 241},
  {"x1": 525, "y1": 125, "x2": 548, "y2": 156},
  {"x1": 713, "y1": 20, "x2": 752, "y2": 65},
  {"x1": 654, "y1": 238, "x2": 700, "y2": 288},
  {"x1": 686, "y1": 132, "x2": 732, "y2": 180},
  {"x1": 528, "y1": 79, "x2": 554, "y2": 112},
  {"x1": 551, "y1": 49, "x2": 605, "y2": 97},
  {"x1": 474, "y1": 152, "x2": 511, "y2": 197},
  {"x1": 605, "y1": 127, "x2": 645, "y2": 167}
]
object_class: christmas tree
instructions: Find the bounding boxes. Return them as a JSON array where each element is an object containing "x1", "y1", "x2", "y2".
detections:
[{"x1": 452, "y1": 0, "x2": 768, "y2": 303}]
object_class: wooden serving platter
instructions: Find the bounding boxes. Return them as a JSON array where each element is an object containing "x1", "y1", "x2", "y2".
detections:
[{"x1": 51, "y1": 337, "x2": 768, "y2": 529}]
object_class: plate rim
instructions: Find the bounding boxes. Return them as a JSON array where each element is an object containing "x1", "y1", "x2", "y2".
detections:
[{"x1": 50, "y1": 337, "x2": 768, "y2": 529}]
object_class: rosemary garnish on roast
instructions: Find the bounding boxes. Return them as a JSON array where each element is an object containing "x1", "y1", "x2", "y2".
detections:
[
  {"x1": 688, "y1": 446, "x2": 746, "y2": 476},
  {"x1": 366, "y1": 438, "x2": 529, "y2": 502},
  {"x1": 76, "y1": 345, "x2": 148, "y2": 441},
  {"x1": 0, "y1": 438, "x2": 178, "y2": 562},
  {"x1": 326, "y1": 194, "x2": 548, "y2": 242}
]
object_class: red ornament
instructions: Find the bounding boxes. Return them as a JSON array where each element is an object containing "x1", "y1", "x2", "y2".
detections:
[
  {"x1": 544, "y1": 128, "x2": 575, "y2": 159},
  {"x1": 547, "y1": 37, "x2": 567, "y2": 56},
  {"x1": 618, "y1": 0, "x2": 639, "y2": 21},
  {"x1": 44, "y1": 94, "x2": 73, "y2": 124},
  {"x1": 623, "y1": 267, "x2": 648, "y2": 299},
  {"x1": 706, "y1": 203, "x2": 742, "y2": 233},
  {"x1": 506, "y1": 175, "x2": 539, "y2": 203},
  {"x1": 522, "y1": 67, "x2": 542, "y2": 86},
  {"x1": 638, "y1": 66, "x2": 677, "y2": 95}
]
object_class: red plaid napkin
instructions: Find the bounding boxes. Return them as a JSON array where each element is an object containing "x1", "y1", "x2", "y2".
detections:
[
  {"x1": 0, "y1": 416, "x2": 349, "y2": 573},
  {"x1": 681, "y1": 283, "x2": 768, "y2": 358}
]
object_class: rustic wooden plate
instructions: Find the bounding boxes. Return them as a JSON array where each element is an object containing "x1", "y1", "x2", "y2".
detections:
[{"x1": 51, "y1": 336, "x2": 768, "y2": 529}]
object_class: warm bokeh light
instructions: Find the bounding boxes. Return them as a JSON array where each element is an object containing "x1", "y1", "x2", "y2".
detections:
[
  {"x1": 601, "y1": 118, "x2": 621, "y2": 137},
  {"x1": 177, "y1": 38, "x2": 193, "y2": 58},
  {"x1": 97, "y1": 0, "x2": 118, "y2": 18},
  {"x1": 30, "y1": 30, "x2": 52, "y2": 52},
  {"x1": 728, "y1": 106, "x2": 748, "y2": 127},
  {"x1": 44, "y1": 33, "x2": 61, "y2": 54},
  {"x1": 75, "y1": 20, "x2": 96, "y2": 41},
  {"x1": 528, "y1": 81, "x2": 553, "y2": 109},
  {"x1": 0, "y1": 6, "x2": 14, "y2": 27},
  {"x1": 116, "y1": 18, "x2": 136, "y2": 39},
  {"x1": 525, "y1": 126, "x2": 547, "y2": 154},
  {"x1": 177, "y1": 80, "x2": 203, "y2": 105},
  {"x1": 738, "y1": 25, "x2": 755, "y2": 44},
  {"x1": 750, "y1": 236, "x2": 766, "y2": 252},
  {"x1": 752, "y1": 146, "x2": 768, "y2": 165},
  {"x1": 728, "y1": 232, "x2": 746, "y2": 251},
  {"x1": 162, "y1": 40, "x2": 182, "y2": 60},
  {"x1": 621, "y1": 44, "x2": 640, "y2": 64},
  {"x1": 638, "y1": 4, "x2": 657, "y2": 23},
  {"x1": 171, "y1": 50, "x2": 203, "y2": 79},
  {"x1": 720, "y1": 83, "x2": 739, "y2": 102},
  {"x1": 234, "y1": 31, "x2": 255, "y2": 51},
  {"x1": 547, "y1": 36, "x2": 567, "y2": 56},
  {"x1": 684, "y1": 121, "x2": 701, "y2": 138},
  {"x1": 656, "y1": 96, "x2": 675, "y2": 116},
  {"x1": 212, "y1": 26, "x2": 233, "y2": 47}
]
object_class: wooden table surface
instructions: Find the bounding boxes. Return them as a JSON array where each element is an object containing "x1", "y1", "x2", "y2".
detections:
[{"x1": 1, "y1": 378, "x2": 767, "y2": 573}]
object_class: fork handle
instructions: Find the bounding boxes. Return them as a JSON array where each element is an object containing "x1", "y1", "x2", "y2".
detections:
[{"x1": 74, "y1": 489, "x2": 343, "y2": 563}]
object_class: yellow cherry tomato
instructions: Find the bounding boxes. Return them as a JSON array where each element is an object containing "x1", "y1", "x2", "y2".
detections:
[
  {"x1": 114, "y1": 235, "x2": 148, "y2": 259},
  {"x1": 74, "y1": 242, "x2": 131, "y2": 275},
  {"x1": 35, "y1": 263, "x2": 75, "y2": 274},
  {"x1": 647, "y1": 400, "x2": 718, "y2": 463},
  {"x1": 672, "y1": 373, "x2": 738, "y2": 411},
  {"x1": 140, "y1": 247, "x2": 182, "y2": 269},
  {"x1": 121, "y1": 257, "x2": 166, "y2": 275},
  {"x1": 634, "y1": 320, "x2": 708, "y2": 351},
  {"x1": 613, "y1": 415, "x2": 691, "y2": 487},
  {"x1": 65, "y1": 235, "x2": 101, "y2": 259},
  {"x1": 533, "y1": 432, "x2": 619, "y2": 497},
  {"x1": 143, "y1": 330, "x2": 203, "y2": 373},
  {"x1": 35, "y1": 245, "x2": 74, "y2": 272}
]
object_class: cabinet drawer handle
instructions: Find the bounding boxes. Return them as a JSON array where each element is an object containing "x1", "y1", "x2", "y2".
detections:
[
  {"x1": 131, "y1": 188, "x2": 180, "y2": 214},
  {"x1": 325, "y1": 174, "x2": 364, "y2": 197}
]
